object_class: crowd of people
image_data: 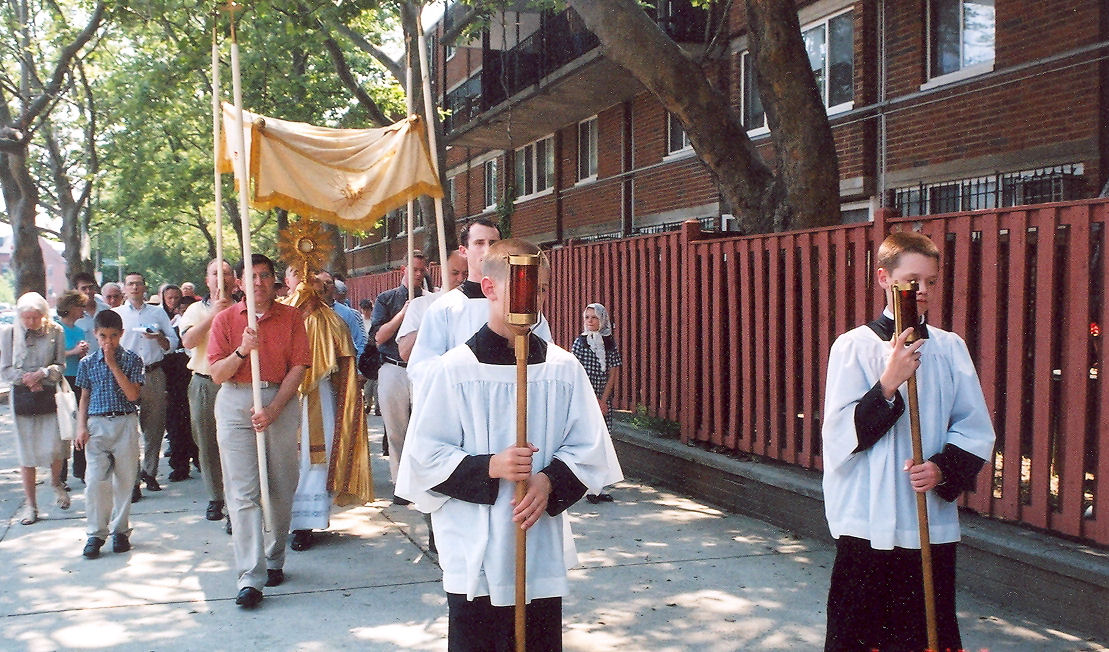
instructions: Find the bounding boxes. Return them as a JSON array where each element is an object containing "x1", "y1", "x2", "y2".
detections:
[{"x1": 3, "y1": 223, "x2": 995, "y2": 651}]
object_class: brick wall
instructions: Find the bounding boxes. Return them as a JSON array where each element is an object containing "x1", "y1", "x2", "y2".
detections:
[{"x1": 419, "y1": 0, "x2": 1108, "y2": 257}]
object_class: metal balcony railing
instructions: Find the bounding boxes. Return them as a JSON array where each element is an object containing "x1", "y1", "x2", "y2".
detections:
[{"x1": 444, "y1": 3, "x2": 714, "y2": 134}]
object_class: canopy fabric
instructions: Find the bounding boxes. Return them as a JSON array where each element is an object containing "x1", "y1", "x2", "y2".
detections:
[{"x1": 219, "y1": 103, "x2": 443, "y2": 230}]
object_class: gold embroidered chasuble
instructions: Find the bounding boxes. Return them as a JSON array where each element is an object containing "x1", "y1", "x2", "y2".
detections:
[{"x1": 282, "y1": 285, "x2": 374, "y2": 506}]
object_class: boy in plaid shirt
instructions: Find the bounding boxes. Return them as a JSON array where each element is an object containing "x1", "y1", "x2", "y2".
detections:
[{"x1": 75, "y1": 310, "x2": 144, "y2": 559}]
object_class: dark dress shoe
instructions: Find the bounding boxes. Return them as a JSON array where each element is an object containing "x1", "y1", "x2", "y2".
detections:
[
  {"x1": 112, "y1": 533, "x2": 131, "y2": 553},
  {"x1": 585, "y1": 494, "x2": 600, "y2": 504},
  {"x1": 235, "y1": 587, "x2": 263, "y2": 608},
  {"x1": 168, "y1": 469, "x2": 190, "y2": 482},
  {"x1": 290, "y1": 529, "x2": 313, "y2": 551},
  {"x1": 206, "y1": 501, "x2": 225, "y2": 521},
  {"x1": 265, "y1": 569, "x2": 284, "y2": 587},
  {"x1": 392, "y1": 496, "x2": 411, "y2": 506},
  {"x1": 131, "y1": 485, "x2": 142, "y2": 503},
  {"x1": 83, "y1": 537, "x2": 104, "y2": 559},
  {"x1": 141, "y1": 473, "x2": 162, "y2": 492},
  {"x1": 596, "y1": 493, "x2": 615, "y2": 502}
]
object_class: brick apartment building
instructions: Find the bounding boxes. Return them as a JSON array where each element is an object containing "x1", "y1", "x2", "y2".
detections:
[{"x1": 345, "y1": 0, "x2": 1109, "y2": 275}]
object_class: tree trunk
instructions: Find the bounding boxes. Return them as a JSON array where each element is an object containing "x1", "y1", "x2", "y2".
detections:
[
  {"x1": 0, "y1": 150, "x2": 46, "y2": 296},
  {"x1": 192, "y1": 205, "x2": 217, "y2": 260},
  {"x1": 45, "y1": 125, "x2": 94, "y2": 284},
  {"x1": 746, "y1": 0, "x2": 841, "y2": 231},
  {"x1": 566, "y1": 0, "x2": 841, "y2": 232}
]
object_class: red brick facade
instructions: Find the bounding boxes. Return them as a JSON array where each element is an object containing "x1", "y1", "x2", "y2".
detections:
[{"x1": 348, "y1": 0, "x2": 1109, "y2": 273}]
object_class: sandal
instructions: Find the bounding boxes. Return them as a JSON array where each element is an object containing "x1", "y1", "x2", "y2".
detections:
[
  {"x1": 19, "y1": 505, "x2": 38, "y2": 525},
  {"x1": 54, "y1": 484, "x2": 71, "y2": 510}
]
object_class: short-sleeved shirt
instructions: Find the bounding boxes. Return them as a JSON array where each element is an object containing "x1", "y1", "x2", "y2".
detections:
[
  {"x1": 571, "y1": 334, "x2": 622, "y2": 396},
  {"x1": 207, "y1": 300, "x2": 311, "y2": 384},
  {"x1": 369, "y1": 284, "x2": 421, "y2": 362},
  {"x1": 114, "y1": 301, "x2": 179, "y2": 366},
  {"x1": 57, "y1": 318, "x2": 86, "y2": 377},
  {"x1": 76, "y1": 348, "x2": 144, "y2": 415},
  {"x1": 178, "y1": 297, "x2": 223, "y2": 375},
  {"x1": 331, "y1": 300, "x2": 366, "y2": 358},
  {"x1": 74, "y1": 298, "x2": 110, "y2": 355}
]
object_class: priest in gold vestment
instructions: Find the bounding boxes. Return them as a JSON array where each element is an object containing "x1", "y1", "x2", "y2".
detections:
[{"x1": 282, "y1": 267, "x2": 373, "y2": 552}]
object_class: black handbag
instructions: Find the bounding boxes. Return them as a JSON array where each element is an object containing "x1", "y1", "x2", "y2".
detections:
[{"x1": 12, "y1": 384, "x2": 57, "y2": 416}]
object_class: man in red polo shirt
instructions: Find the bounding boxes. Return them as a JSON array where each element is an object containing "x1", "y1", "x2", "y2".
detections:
[{"x1": 208, "y1": 253, "x2": 311, "y2": 609}]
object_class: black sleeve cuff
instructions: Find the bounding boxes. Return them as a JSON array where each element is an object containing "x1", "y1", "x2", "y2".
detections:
[
  {"x1": 929, "y1": 444, "x2": 987, "y2": 502},
  {"x1": 431, "y1": 454, "x2": 499, "y2": 505},
  {"x1": 541, "y1": 457, "x2": 588, "y2": 517},
  {"x1": 853, "y1": 381, "x2": 905, "y2": 453}
]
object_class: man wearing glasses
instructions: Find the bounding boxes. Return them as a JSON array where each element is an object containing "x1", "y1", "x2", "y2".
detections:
[{"x1": 208, "y1": 254, "x2": 310, "y2": 609}]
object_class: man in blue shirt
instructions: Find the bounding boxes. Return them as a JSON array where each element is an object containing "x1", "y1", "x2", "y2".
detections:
[
  {"x1": 114, "y1": 272, "x2": 178, "y2": 494},
  {"x1": 74, "y1": 310, "x2": 145, "y2": 559},
  {"x1": 318, "y1": 270, "x2": 365, "y2": 357}
]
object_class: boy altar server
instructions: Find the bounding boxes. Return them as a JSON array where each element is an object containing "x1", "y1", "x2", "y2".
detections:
[
  {"x1": 821, "y1": 231, "x2": 995, "y2": 651},
  {"x1": 396, "y1": 239, "x2": 622, "y2": 651}
]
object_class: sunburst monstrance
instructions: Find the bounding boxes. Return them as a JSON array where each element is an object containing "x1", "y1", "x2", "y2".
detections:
[{"x1": 278, "y1": 219, "x2": 333, "y2": 282}]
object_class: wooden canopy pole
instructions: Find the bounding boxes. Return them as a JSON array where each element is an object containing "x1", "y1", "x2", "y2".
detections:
[
  {"x1": 415, "y1": 11, "x2": 449, "y2": 272},
  {"x1": 224, "y1": 1, "x2": 274, "y2": 532},
  {"x1": 405, "y1": 33, "x2": 416, "y2": 300},
  {"x1": 211, "y1": 17, "x2": 225, "y2": 297},
  {"x1": 892, "y1": 281, "x2": 939, "y2": 651}
]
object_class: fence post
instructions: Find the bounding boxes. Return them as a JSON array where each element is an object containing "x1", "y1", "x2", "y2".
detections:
[
  {"x1": 680, "y1": 219, "x2": 708, "y2": 443},
  {"x1": 871, "y1": 206, "x2": 898, "y2": 314}
]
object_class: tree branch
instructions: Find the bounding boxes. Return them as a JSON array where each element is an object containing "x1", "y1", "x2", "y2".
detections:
[
  {"x1": 327, "y1": 19, "x2": 406, "y2": 88},
  {"x1": 322, "y1": 36, "x2": 392, "y2": 127},
  {"x1": 17, "y1": 1, "x2": 105, "y2": 130}
]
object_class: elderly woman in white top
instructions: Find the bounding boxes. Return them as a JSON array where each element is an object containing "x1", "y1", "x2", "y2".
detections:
[{"x1": 2, "y1": 292, "x2": 69, "y2": 524}]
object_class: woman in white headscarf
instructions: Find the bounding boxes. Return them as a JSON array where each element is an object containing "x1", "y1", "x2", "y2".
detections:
[
  {"x1": 1, "y1": 292, "x2": 69, "y2": 524},
  {"x1": 571, "y1": 302, "x2": 622, "y2": 503}
]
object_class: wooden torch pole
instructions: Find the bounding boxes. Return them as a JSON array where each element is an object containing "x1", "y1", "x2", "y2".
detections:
[
  {"x1": 892, "y1": 281, "x2": 939, "y2": 651},
  {"x1": 506, "y1": 254, "x2": 541, "y2": 652}
]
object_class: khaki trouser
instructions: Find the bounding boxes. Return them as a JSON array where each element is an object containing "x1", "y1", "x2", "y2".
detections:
[
  {"x1": 215, "y1": 383, "x2": 300, "y2": 591},
  {"x1": 85, "y1": 413, "x2": 140, "y2": 539},
  {"x1": 188, "y1": 374, "x2": 224, "y2": 502},
  {"x1": 138, "y1": 366, "x2": 167, "y2": 478},
  {"x1": 377, "y1": 362, "x2": 411, "y2": 483}
]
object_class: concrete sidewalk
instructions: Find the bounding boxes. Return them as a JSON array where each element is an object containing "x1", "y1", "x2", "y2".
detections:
[{"x1": 0, "y1": 412, "x2": 1104, "y2": 651}]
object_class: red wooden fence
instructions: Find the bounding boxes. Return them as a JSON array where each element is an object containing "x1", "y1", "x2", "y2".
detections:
[{"x1": 349, "y1": 198, "x2": 1109, "y2": 545}]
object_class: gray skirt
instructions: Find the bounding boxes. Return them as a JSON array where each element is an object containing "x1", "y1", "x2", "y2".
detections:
[{"x1": 13, "y1": 411, "x2": 65, "y2": 468}]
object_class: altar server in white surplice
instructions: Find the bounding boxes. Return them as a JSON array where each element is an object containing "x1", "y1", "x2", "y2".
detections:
[
  {"x1": 396, "y1": 239, "x2": 622, "y2": 652},
  {"x1": 406, "y1": 218, "x2": 552, "y2": 389},
  {"x1": 821, "y1": 231, "x2": 995, "y2": 652}
]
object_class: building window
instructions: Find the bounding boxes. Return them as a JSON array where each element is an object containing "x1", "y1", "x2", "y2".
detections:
[
  {"x1": 741, "y1": 9, "x2": 854, "y2": 133},
  {"x1": 929, "y1": 0, "x2": 994, "y2": 79},
  {"x1": 804, "y1": 9, "x2": 854, "y2": 112},
  {"x1": 578, "y1": 117, "x2": 598, "y2": 181},
  {"x1": 483, "y1": 159, "x2": 498, "y2": 210},
  {"x1": 445, "y1": 176, "x2": 456, "y2": 205},
  {"x1": 515, "y1": 135, "x2": 554, "y2": 198},
  {"x1": 666, "y1": 113, "x2": 690, "y2": 154},
  {"x1": 741, "y1": 51, "x2": 766, "y2": 132}
]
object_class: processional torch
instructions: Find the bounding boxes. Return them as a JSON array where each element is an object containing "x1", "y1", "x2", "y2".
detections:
[
  {"x1": 891, "y1": 280, "x2": 939, "y2": 652},
  {"x1": 505, "y1": 253, "x2": 541, "y2": 652}
]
